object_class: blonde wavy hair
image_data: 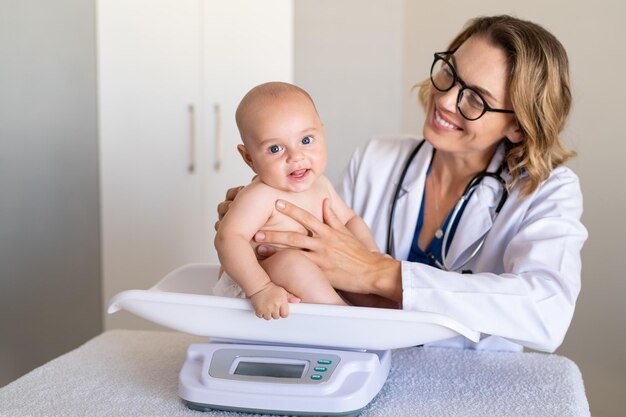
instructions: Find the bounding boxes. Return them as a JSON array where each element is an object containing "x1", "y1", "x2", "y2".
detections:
[{"x1": 418, "y1": 15, "x2": 576, "y2": 196}]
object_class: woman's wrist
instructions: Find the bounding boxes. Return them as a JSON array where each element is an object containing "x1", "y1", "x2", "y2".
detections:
[{"x1": 368, "y1": 256, "x2": 403, "y2": 303}]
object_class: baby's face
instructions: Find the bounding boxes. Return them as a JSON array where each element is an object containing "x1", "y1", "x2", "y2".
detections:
[{"x1": 239, "y1": 92, "x2": 327, "y2": 193}]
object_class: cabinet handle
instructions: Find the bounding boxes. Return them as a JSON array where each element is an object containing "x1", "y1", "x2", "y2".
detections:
[
  {"x1": 214, "y1": 103, "x2": 222, "y2": 171},
  {"x1": 188, "y1": 104, "x2": 196, "y2": 173}
]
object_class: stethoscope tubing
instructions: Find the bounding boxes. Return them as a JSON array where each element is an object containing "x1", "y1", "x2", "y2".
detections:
[
  {"x1": 386, "y1": 141, "x2": 424, "y2": 256},
  {"x1": 386, "y1": 140, "x2": 508, "y2": 272}
]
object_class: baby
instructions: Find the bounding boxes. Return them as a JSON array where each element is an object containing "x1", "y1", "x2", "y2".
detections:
[{"x1": 213, "y1": 81, "x2": 380, "y2": 319}]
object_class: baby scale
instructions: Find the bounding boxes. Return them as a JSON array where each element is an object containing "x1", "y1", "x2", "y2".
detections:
[{"x1": 108, "y1": 264, "x2": 479, "y2": 416}]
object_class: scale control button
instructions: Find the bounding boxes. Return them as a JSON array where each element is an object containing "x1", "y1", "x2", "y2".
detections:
[
  {"x1": 313, "y1": 366, "x2": 327, "y2": 372},
  {"x1": 317, "y1": 359, "x2": 332, "y2": 365},
  {"x1": 310, "y1": 374, "x2": 323, "y2": 380}
]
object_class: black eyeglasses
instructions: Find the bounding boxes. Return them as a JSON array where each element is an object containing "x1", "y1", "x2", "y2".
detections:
[{"x1": 430, "y1": 51, "x2": 515, "y2": 121}]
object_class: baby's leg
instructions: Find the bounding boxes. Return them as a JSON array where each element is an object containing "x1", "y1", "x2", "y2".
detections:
[{"x1": 260, "y1": 250, "x2": 346, "y2": 305}]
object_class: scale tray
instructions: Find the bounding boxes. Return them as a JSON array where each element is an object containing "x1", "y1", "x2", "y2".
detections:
[{"x1": 108, "y1": 264, "x2": 479, "y2": 350}]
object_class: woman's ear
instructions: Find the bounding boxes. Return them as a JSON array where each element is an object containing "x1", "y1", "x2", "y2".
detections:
[
  {"x1": 237, "y1": 144, "x2": 256, "y2": 172},
  {"x1": 505, "y1": 122, "x2": 525, "y2": 144}
]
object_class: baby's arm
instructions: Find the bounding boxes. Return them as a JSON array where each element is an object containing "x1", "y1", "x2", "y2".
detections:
[
  {"x1": 344, "y1": 216, "x2": 380, "y2": 252},
  {"x1": 214, "y1": 184, "x2": 290, "y2": 319}
]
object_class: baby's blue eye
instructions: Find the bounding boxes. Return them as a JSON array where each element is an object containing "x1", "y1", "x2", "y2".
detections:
[
  {"x1": 301, "y1": 136, "x2": 313, "y2": 145},
  {"x1": 269, "y1": 145, "x2": 283, "y2": 154}
]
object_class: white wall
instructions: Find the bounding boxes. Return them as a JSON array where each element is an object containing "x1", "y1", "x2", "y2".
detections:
[
  {"x1": 294, "y1": 0, "x2": 405, "y2": 183},
  {"x1": 296, "y1": 1, "x2": 626, "y2": 416},
  {"x1": 0, "y1": 0, "x2": 102, "y2": 386}
]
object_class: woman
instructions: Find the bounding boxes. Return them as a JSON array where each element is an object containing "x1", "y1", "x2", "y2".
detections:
[{"x1": 218, "y1": 15, "x2": 587, "y2": 352}]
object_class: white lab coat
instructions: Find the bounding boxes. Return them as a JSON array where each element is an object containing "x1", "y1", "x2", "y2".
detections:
[{"x1": 339, "y1": 136, "x2": 587, "y2": 352}]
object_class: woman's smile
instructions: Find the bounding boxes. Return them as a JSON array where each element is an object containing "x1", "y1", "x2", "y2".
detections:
[{"x1": 434, "y1": 108, "x2": 462, "y2": 131}]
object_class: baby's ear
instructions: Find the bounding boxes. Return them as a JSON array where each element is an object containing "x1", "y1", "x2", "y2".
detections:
[{"x1": 237, "y1": 144, "x2": 256, "y2": 171}]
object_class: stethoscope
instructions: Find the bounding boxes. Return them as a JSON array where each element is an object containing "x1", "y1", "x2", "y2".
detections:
[{"x1": 386, "y1": 140, "x2": 509, "y2": 272}]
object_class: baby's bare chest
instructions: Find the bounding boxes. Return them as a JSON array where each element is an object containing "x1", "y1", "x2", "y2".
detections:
[{"x1": 262, "y1": 190, "x2": 328, "y2": 234}]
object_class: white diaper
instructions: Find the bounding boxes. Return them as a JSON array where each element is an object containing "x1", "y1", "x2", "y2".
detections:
[{"x1": 212, "y1": 272, "x2": 246, "y2": 298}]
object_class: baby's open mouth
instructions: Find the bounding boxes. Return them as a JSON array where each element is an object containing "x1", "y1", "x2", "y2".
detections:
[{"x1": 289, "y1": 169, "x2": 310, "y2": 179}]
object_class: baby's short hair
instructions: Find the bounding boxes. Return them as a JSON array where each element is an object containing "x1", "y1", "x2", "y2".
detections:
[{"x1": 235, "y1": 82, "x2": 318, "y2": 141}]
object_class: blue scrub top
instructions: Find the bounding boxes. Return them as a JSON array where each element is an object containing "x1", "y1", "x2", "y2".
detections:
[{"x1": 407, "y1": 183, "x2": 466, "y2": 268}]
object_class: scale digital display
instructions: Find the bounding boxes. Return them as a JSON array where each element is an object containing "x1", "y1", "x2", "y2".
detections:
[
  {"x1": 210, "y1": 348, "x2": 340, "y2": 385},
  {"x1": 234, "y1": 361, "x2": 306, "y2": 379}
]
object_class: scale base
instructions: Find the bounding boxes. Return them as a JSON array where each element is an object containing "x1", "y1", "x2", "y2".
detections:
[
  {"x1": 179, "y1": 343, "x2": 390, "y2": 417},
  {"x1": 184, "y1": 400, "x2": 363, "y2": 417}
]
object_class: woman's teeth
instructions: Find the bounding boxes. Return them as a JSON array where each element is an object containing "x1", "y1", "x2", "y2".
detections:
[{"x1": 435, "y1": 111, "x2": 457, "y2": 129}]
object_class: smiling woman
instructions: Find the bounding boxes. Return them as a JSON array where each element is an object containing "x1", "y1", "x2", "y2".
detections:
[
  {"x1": 0, "y1": 1, "x2": 621, "y2": 415},
  {"x1": 219, "y1": 15, "x2": 587, "y2": 355},
  {"x1": 417, "y1": 17, "x2": 574, "y2": 197},
  {"x1": 429, "y1": 51, "x2": 515, "y2": 120},
  {"x1": 290, "y1": 12, "x2": 626, "y2": 414}
]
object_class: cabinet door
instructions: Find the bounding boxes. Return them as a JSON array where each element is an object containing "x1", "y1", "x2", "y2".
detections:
[
  {"x1": 98, "y1": 0, "x2": 205, "y2": 329},
  {"x1": 99, "y1": 0, "x2": 294, "y2": 330},
  {"x1": 201, "y1": 0, "x2": 294, "y2": 264}
]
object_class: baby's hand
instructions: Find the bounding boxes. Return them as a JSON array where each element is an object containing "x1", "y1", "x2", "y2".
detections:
[{"x1": 250, "y1": 283, "x2": 290, "y2": 320}]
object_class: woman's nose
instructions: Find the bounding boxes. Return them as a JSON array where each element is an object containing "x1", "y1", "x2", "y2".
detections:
[{"x1": 436, "y1": 85, "x2": 460, "y2": 114}]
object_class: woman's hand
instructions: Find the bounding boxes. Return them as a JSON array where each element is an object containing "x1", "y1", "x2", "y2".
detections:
[{"x1": 255, "y1": 199, "x2": 402, "y2": 302}]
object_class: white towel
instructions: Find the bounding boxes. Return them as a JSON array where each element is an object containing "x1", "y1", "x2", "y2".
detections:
[
  {"x1": 369, "y1": 346, "x2": 589, "y2": 417},
  {"x1": 0, "y1": 330, "x2": 590, "y2": 417}
]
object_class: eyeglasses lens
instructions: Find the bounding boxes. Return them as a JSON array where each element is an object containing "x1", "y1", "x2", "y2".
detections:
[
  {"x1": 431, "y1": 58, "x2": 485, "y2": 121},
  {"x1": 430, "y1": 59, "x2": 454, "y2": 91},
  {"x1": 457, "y1": 89, "x2": 485, "y2": 120}
]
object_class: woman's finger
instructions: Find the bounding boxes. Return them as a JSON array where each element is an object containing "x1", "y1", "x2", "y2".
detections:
[
  {"x1": 225, "y1": 185, "x2": 244, "y2": 201},
  {"x1": 254, "y1": 229, "x2": 320, "y2": 251},
  {"x1": 321, "y1": 198, "x2": 349, "y2": 232},
  {"x1": 275, "y1": 199, "x2": 327, "y2": 236},
  {"x1": 216, "y1": 200, "x2": 231, "y2": 221},
  {"x1": 217, "y1": 185, "x2": 244, "y2": 226},
  {"x1": 256, "y1": 244, "x2": 278, "y2": 258}
]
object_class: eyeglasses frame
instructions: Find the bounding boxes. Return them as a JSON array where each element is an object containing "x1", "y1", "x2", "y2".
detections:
[{"x1": 430, "y1": 51, "x2": 515, "y2": 121}]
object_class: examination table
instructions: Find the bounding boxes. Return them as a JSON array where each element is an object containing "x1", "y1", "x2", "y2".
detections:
[{"x1": 0, "y1": 330, "x2": 589, "y2": 417}]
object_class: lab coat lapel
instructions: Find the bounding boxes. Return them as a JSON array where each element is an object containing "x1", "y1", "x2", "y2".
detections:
[
  {"x1": 444, "y1": 186, "x2": 497, "y2": 271},
  {"x1": 444, "y1": 144, "x2": 507, "y2": 271},
  {"x1": 392, "y1": 142, "x2": 433, "y2": 260}
]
